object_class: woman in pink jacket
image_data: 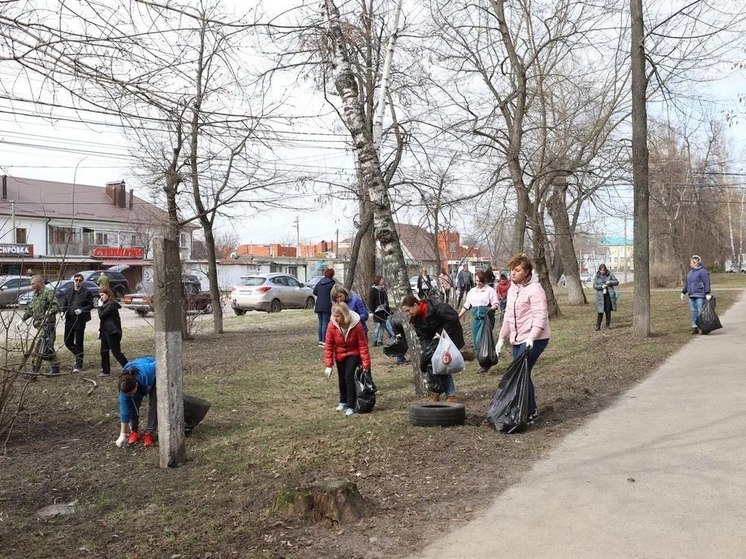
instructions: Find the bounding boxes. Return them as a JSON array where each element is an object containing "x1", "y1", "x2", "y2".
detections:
[{"x1": 496, "y1": 253, "x2": 550, "y2": 422}]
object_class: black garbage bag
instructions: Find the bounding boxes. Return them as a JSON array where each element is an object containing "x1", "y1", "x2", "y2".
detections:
[
  {"x1": 696, "y1": 297, "x2": 722, "y2": 335},
  {"x1": 477, "y1": 320, "x2": 498, "y2": 369},
  {"x1": 383, "y1": 335, "x2": 408, "y2": 357},
  {"x1": 486, "y1": 350, "x2": 530, "y2": 433},
  {"x1": 425, "y1": 364, "x2": 449, "y2": 394},
  {"x1": 419, "y1": 337, "x2": 440, "y2": 373},
  {"x1": 183, "y1": 394, "x2": 211, "y2": 435},
  {"x1": 354, "y1": 367, "x2": 377, "y2": 413}
]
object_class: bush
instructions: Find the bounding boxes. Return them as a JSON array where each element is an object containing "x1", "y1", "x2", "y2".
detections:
[{"x1": 651, "y1": 261, "x2": 681, "y2": 288}]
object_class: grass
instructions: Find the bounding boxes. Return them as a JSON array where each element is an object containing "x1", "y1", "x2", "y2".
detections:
[{"x1": 0, "y1": 275, "x2": 744, "y2": 559}]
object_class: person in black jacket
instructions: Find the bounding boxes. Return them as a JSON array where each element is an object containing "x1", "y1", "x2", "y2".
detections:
[
  {"x1": 61, "y1": 273, "x2": 94, "y2": 373},
  {"x1": 401, "y1": 293, "x2": 464, "y2": 402},
  {"x1": 313, "y1": 268, "x2": 336, "y2": 347},
  {"x1": 97, "y1": 287, "x2": 128, "y2": 377},
  {"x1": 368, "y1": 275, "x2": 391, "y2": 347}
]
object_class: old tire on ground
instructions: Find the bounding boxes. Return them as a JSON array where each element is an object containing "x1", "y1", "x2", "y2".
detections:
[
  {"x1": 184, "y1": 394, "x2": 211, "y2": 434},
  {"x1": 269, "y1": 299, "x2": 282, "y2": 313},
  {"x1": 409, "y1": 402, "x2": 466, "y2": 427}
]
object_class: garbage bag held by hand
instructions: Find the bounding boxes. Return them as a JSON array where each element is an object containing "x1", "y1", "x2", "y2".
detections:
[
  {"x1": 431, "y1": 330, "x2": 465, "y2": 375},
  {"x1": 383, "y1": 335, "x2": 408, "y2": 357},
  {"x1": 486, "y1": 350, "x2": 530, "y2": 433},
  {"x1": 696, "y1": 297, "x2": 722, "y2": 335},
  {"x1": 477, "y1": 321, "x2": 499, "y2": 369},
  {"x1": 354, "y1": 367, "x2": 377, "y2": 413}
]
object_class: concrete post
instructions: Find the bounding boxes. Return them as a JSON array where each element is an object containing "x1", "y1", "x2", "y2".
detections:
[{"x1": 153, "y1": 237, "x2": 187, "y2": 467}]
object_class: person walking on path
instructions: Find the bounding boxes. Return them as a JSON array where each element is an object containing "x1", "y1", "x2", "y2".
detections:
[
  {"x1": 369, "y1": 275, "x2": 392, "y2": 347},
  {"x1": 97, "y1": 287, "x2": 129, "y2": 377},
  {"x1": 331, "y1": 284, "x2": 370, "y2": 333},
  {"x1": 456, "y1": 264, "x2": 474, "y2": 309},
  {"x1": 496, "y1": 253, "x2": 550, "y2": 422},
  {"x1": 681, "y1": 254, "x2": 712, "y2": 334},
  {"x1": 61, "y1": 272, "x2": 94, "y2": 373},
  {"x1": 439, "y1": 268, "x2": 454, "y2": 305},
  {"x1": 313, "y1": 268, "x2": 336, "y2": 347},
  {"x1": 458, "y1": 271, "x2": 499, "y2": 373},
  {"x1": 115, "y1": 356, "x2": 157, "y2": 448},
  {"x1": 417, "y1": 269, "x2": 435, "y2": 300},
  {"x1": 593, "y1": 264, "x2": 619, "y2": 331},
  {"x1": 16, "y1": 275, "x2": 60, "y2": 379},
  {"x1": 401, "y1": 293, "x2": 465, "y2": 402},
  {"x1": 324, "y1": 302, "x2": 372, "y2": 417}
]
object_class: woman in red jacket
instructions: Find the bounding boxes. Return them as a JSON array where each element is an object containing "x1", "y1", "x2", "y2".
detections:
[{"x1": 324, "y1": 302, "x2": 372, "y2": 416}]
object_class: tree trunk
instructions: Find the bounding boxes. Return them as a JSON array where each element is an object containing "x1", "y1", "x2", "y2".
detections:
[
  {"x1": 547, "y1": 177, "x2": 587, "y2": 305},
  {"x1": 201, "y1": 225, "x2": 224, "y2": 334},
  {"x1": 630, "y1": 0, "x2": 651, "y2": 337}
]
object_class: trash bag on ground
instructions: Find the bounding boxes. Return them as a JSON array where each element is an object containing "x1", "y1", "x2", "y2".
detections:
[
  {"x1": 486, "y1": 350, "x2": 530, "y2": 433},
  {"x1": 696, "y1": 297, "x2": 722, "y2": 335},
  {"x1": 477, "y1": 319, "x2": 498, "y2": 369},
  {"x1": 425, "y1": 364, "x2": 449, "y2": 394},
  {"x1": 431, "y1": 330, "x2": 465, "y2": 376},
  {"x1": 354, "y1": 367, "x2": 377, "y2": 413}
]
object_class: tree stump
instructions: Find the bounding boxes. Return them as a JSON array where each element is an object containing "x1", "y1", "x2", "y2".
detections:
[{"x1": 273, "y1": 479, "x2": 371, "y2": 525}]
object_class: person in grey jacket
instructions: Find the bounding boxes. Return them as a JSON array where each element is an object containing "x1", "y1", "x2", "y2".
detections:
[
  {"x1": 593, "y1": 264, "x2": 619, "y2": 330},
  {"x1": 681, "y1": 254, "x2": 711, "y2": 334}
]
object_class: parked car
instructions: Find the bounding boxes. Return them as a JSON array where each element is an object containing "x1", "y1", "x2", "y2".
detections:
[
  {"x1": 74, "y1": 268, "x2": 129, "y2": 298},
  {"x1": 231, "y1": 273, "x2": 315, "y2": 315},
  {"x1": 122, "y1": 279, "x2": 212, "y2": 317},
  {"x1": 726, "y1": 264, "x2": 746, "y2": 273},
  {"x1": 0, "y1": 275, "x2": 33, "y2": 307},
  {"x1": 304, "y1": 275, "x2": 340, "y2": 289},
  {"x1": 17, "y1": 279, "x2": 100, "y2": 308}
]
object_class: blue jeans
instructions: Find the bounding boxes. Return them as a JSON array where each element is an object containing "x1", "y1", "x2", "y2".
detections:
[
  {"x1": 443, "y1": 374, "x2": 456, "y2": 397},
  {"x1": 317, "y1": 312, "x2": 331, "y2": 343},
  {"x1": 688, "y1": 297, "x2": 705, "y2": 328},
  {"x1": 511, "y1": 338, "x2": 549, "y2": 415},
  {"x1": 373, "y1": 322, "x2": 385, "y2": 344}
]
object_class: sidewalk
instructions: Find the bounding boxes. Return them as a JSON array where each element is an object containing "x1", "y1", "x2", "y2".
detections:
[{"x1": 410, "y1": 290, "x2": 746, "y2": 559}]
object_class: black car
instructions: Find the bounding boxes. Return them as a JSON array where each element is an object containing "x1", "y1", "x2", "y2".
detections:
[{"x1": 74, "y1": 269, "x2": 129, "y2": 297}]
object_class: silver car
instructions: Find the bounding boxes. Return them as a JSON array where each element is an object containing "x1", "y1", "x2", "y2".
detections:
[
  {"x1": 0, "y1": 275, "x2": 33, "y2": 307},
  {"x1": 230, "y1": 273, "x2": 315, "y2": 315}
]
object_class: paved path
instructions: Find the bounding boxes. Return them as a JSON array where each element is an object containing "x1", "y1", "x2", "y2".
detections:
[{"x1": 410, "y1": 290, "x2": 746, "y2": 559}]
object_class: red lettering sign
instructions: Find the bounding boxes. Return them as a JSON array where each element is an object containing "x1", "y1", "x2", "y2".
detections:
[{"x1": 91, "y1": 247, "x2": 144, "y2": 259}]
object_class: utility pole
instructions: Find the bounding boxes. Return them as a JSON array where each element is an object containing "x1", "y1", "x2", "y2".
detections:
[{"x1": 293, "y1": 217, "x2": 300, "y2": 255}]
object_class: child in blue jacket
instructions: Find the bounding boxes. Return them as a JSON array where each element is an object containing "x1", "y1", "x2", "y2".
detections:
[{"x1": 115, "y1": 356, "x2": 157, "y2": 448}]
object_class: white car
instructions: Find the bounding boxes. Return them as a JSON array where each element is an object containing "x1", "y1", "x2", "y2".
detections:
[{"x1": 230, "y1": 273, "x2": 315, "y2": 315}]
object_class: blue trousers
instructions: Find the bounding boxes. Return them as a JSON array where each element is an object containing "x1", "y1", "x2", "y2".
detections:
[
  {"x1": 688, "y1": 297, "x2": 705, "y2": 328},
  {"x1": 317, "y1": 312, "x2": 331, "y2": 343},
  {"x1": 511, "y1": 338, "x2": 549, "y2": 415}
]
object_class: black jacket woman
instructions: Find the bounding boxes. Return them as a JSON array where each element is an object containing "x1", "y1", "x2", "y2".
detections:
[
  {"x1": 593, "y1": 264, "x2": 619, "y2": 330},
  {"x1": 368, "y1": 275, "x2": 391, "y2": 346},
  {"x1": 97, "y1": 287, "x2": 129, "y2": 377}
]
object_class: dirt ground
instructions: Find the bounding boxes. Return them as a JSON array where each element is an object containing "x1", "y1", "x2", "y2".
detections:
[{"x1": 1, "y1": 285, "x2": 742, "y2": 559}]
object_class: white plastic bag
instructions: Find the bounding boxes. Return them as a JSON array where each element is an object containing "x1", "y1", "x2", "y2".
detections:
[{"x1": 431, "y1": 329, "x2": 464, "y2": 375}]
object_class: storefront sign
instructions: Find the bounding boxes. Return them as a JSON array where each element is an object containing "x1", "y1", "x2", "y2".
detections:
[
  {"x1": 0, "y1": 244, "x2": 34, "y2": 257},
  {"x1": 91, "y1": 247, "x2": 144, "y2": 259}
]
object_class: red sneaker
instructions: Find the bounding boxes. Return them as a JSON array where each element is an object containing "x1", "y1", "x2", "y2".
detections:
[
  {"x1": 143, "y1": 432, "x2": 154, "y2": 447},
  {"x1": 127, "y1": 431, "x2": 140, "y2": 444}
]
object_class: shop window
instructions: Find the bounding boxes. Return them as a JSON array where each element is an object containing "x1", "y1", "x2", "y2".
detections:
[{"x1": 15, "y1": 228, "x2": 26, "y2": 244}]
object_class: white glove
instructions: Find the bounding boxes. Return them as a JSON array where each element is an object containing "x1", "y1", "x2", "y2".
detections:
[
  {"x1": 705, "y1": 294, "x2": 712, "y2": 301},
  {"x1": 324, "y1": 367, "x2": 333, "y2": 378},
  {"x1": 98, "y1": 299, "x2": 104, "y2": 307},
  {"x1": 495, "y1": 339, "x2": 505, "y2": 354},
  {"x1": 680, "y1": 293, "x2": 685, "y2": 301},
  {"x1": 115, "y1": 433, "x2": 127, "y2": 448},
  {"x1": 525, "y1": 338, "x2": 534, "y2": 349},
  {"x1": 74, "y1": 308, "x2": 82, "y2": 315}
]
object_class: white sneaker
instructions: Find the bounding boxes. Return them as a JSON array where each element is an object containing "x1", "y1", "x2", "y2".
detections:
[
  {"x1": 335, "y1": 403, "x2": 347, "y2": 412},
  {"x1": 345, "y1": 408, "x2": 355, "y2": 417}
]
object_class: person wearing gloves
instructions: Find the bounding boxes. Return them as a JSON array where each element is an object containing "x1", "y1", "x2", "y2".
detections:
[
  {"x1": 97, "y1": 287, "x2": 128, "y2": 377},
  {"x1": 495, "y1": 253, "x2": 550, "y2": 422},
  {"x1": 324, "y1": 302, "x2": 372, "y2": 417},
  {"x1": 592, "y1": 264, "x2": 619, "y2": 331},
  {"x1": 681, "y1": 254, "x2": 712, "y2": 334},
  {"x1": 115, "y1": 356, "x2": 157, "y2": 448},
  {"x1": 61, "y1": 273, "x2": 94, "y2": 373},
  {"x1": 331, "y1": 284, "x2": 370, "y2": 333},
  {"x1": 457, "y1": 270, "x2": 499, "y2": 373},
  {"x1": 401, "y1": 293, "x2": 465, "y2": 402},
  {"x1": 17, "y1": 275, "x2": 60, "y2": 379}
]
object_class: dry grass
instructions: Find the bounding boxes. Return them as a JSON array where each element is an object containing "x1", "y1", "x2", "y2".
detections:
[{"x1": 1, "y1": 276, "x2": 744, "y2": 559}]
